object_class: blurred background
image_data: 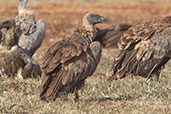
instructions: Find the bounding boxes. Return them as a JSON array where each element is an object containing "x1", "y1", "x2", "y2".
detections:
[{"x1": 0, "y1": 0, "x2": 171, "y2": 47}]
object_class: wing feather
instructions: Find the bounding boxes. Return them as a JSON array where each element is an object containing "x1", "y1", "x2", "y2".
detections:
[
  {"x1": 110, "y1": 16, "x2": 171, "y2": 80},
  {"x1": 40, "y1": 33, "x2": 91, "y2": 74},
  {"x1": 118, "y1": 21, "x2": 169, "y2": 50},
  {"x1": 112, "y1": 27, "x2": 171, "y2": 79},
  {"x1": 40, "y1": 41, "x2": 101, "y2": 100}
]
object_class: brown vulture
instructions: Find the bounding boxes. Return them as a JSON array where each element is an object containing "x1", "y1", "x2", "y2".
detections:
[
  {"x1": 95, "y1": 24, "x2": 132, "y2": 48},
  {"x1": 0, "y1": 18, "x2": 41, "y2": 79},
  {"x1": 39, "y1": 13, "x2": 104, "y2": 101},
  {"x1": 108, "y1": 16, "x2": 171, "y2": 81},
  {"x1": 15, "y1": 0, "x2": 46, "y2": 57}
]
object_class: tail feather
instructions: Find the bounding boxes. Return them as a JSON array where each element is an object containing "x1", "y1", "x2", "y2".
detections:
[
  {"x1": 45, "y1": 72, "x2": 63, "y2": 99},
  {"x1": 40, "y1": 73, "x2": 53, "y2": 99},
  {"x1": 40, "y1": 70, "x2": 65, "y2": 100}
]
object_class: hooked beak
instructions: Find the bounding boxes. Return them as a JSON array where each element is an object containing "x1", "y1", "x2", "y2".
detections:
[{"x1": 98, "y1": 16, "x2": 104, "y2": 23}]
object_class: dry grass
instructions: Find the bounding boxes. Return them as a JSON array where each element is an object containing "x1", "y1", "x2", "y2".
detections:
[
  {"x1": 0, "y1": 49, "x2": 170, "y2": 114},
  {"x1": 0, "y1": 0, "x2": 171, "y2": 114}
]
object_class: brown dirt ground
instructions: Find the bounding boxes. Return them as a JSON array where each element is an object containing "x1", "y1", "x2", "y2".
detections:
[{"x1": 1, "y1": 3, "x2": 171, "y2": 55}]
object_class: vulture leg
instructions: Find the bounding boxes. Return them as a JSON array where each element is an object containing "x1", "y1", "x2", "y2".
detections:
[
  {"x1": 146, "y1": 63, "x2": 158, "y2": 80},
  {"x1": 74, "y1": 88, "x2": 79, "y2": 102},
  {"x1": 74, "y1": 80, "x2": 85, "y2": 102},
  {"x1": 154, "y1": 68, "x2": 161, "y2": 81}
]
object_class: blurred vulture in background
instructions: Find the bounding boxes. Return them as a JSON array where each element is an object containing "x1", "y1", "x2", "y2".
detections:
[
  {"x1": 109, "y1": 16, "x2": 171, "y2": 81},
  {"x1": 0, "y1": 18, "x2": 41, "y2": 79},
  {"x1": 15, "y1": 0, "x2": 46, "y2": 57},
  {"x1": 0, "y1": 31, "x2": 2, "y2": 43},
  {"x1": 95, "y1": 24, "x2": 132, "y2": 48},
  {"x1": 39, "y1": 13, "x2": 104, "y2": 101}
]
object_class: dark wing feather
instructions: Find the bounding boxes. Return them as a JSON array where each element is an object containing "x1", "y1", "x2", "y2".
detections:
[
  {"x1": 95, "y1": 24, "x2": 131, "y2": 48},
  {"x1": 40, "y1": 34, "x2": 91, "y2": 73},
  {"x1": 110, "y1": 18, "x2": 171, "y2": 80},
  {"x1": 118, "y1": 21, "x2": 168, "y2": 50}
]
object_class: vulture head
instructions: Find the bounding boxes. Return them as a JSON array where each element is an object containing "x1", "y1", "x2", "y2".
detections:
[
  {"x1": 0, "y1": 18, "x2": 19, "y2": 48},
  {"x1": 0, "y1": 18, "x2": 15, "y2": 30},
  {"x1": 83, "y1": 13, "x2": 104, "y2": 30},
  {"x1": 18, "y1": 0, "x2": 34, "y2": 19},
  {"x1": 18, "y1": 0, "x2": 28, "y2": 13}
]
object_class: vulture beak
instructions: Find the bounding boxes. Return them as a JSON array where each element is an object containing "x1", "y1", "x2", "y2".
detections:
[{"x1": 98, "y1": 16, "x2": 104, "y2": 23}]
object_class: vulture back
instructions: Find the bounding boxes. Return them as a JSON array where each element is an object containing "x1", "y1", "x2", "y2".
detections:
[{"x1": 110, "y1": 16, "x2": 171, "y2": 80}]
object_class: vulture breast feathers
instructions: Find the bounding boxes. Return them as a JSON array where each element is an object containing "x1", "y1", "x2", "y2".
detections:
[
  {"x1": 39, "y1": 13, "x2": 104, "y2": 101},
  {"x1": 15, "y1": 0, "x2": 46, "y2": 57},
  {"x1": 109, "y1": 16, "x2": 171, "y2": 80},
  {"x1": 0, "y1": 18, "x2": 41, "y2": 79}
]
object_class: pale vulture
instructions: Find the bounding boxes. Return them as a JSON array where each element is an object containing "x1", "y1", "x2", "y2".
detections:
[
  {"x1": 109, "y1": 16, "x2": 171, "y2": 81},
  {"x1": 39, "y1": 13, "x2": 104, "y2": 101},
  {"x1": 95, "y1": 24, "x2": 131, "y2": 48},
  {"x1": 15, "y1": 0, "x2": 46, "y2": 57},
  {"x1": 0, "y1": 18, "x2": 41, "y2": 78}
]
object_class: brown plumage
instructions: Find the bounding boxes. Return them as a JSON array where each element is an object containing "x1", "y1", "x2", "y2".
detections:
[
  {"x1": 109, "y1": 16, "x2": 171, "y2": 81},
  {"x1": 95, "y1": 24, "x2": 131, "y2": 48},
  {"x1": 0, "y1": 18, "x2": 41, "y2": 79},
  {"x1": 39, "y1": 13, "x2": 104, "y2": 101}
]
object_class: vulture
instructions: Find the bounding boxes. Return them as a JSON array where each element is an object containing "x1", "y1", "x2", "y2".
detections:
[
  {"x1": 15, "y1": 0, "x2": 46, "y2": 57},
  {"x1": 39, "y1": 13, "x2": 104, "y2": 101},
  {"x1": 0, "y1": 18, "x2": 41, "y2": 78},
  {"x1": 95, "y1": 24, "x2": 132, "y2": 48},
  {"x1": 109, "y1": 16, "x2": 171, "y2": 81}
]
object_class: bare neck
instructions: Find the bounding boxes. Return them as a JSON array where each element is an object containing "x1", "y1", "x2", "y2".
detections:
[
  {"x1": 83, "y1": 19, "x2": 96, "y2": 32},
  {"x1": 82, "y1": 20, "x2": 97, "y2": 42},
  {"x1": 5, "y1": 27, "x2": 16, "y2": 48}
]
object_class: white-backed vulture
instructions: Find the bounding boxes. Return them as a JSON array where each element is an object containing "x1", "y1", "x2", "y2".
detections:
[
  {"x1": 39, "y1": 13, "x2": 104, "y2": 101},
  {"x1": 95, "y1": 24, "x2": 131, "y2": 48},
  {"x1": 108, "y1": 16, "x2": 171, "y2": 81},
  {"x1": 0, "y1": 18, "x2": 41, "y2": 78},
  {"x1": 15, "y1": 0, "x2": 46, "y2": 57}
]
